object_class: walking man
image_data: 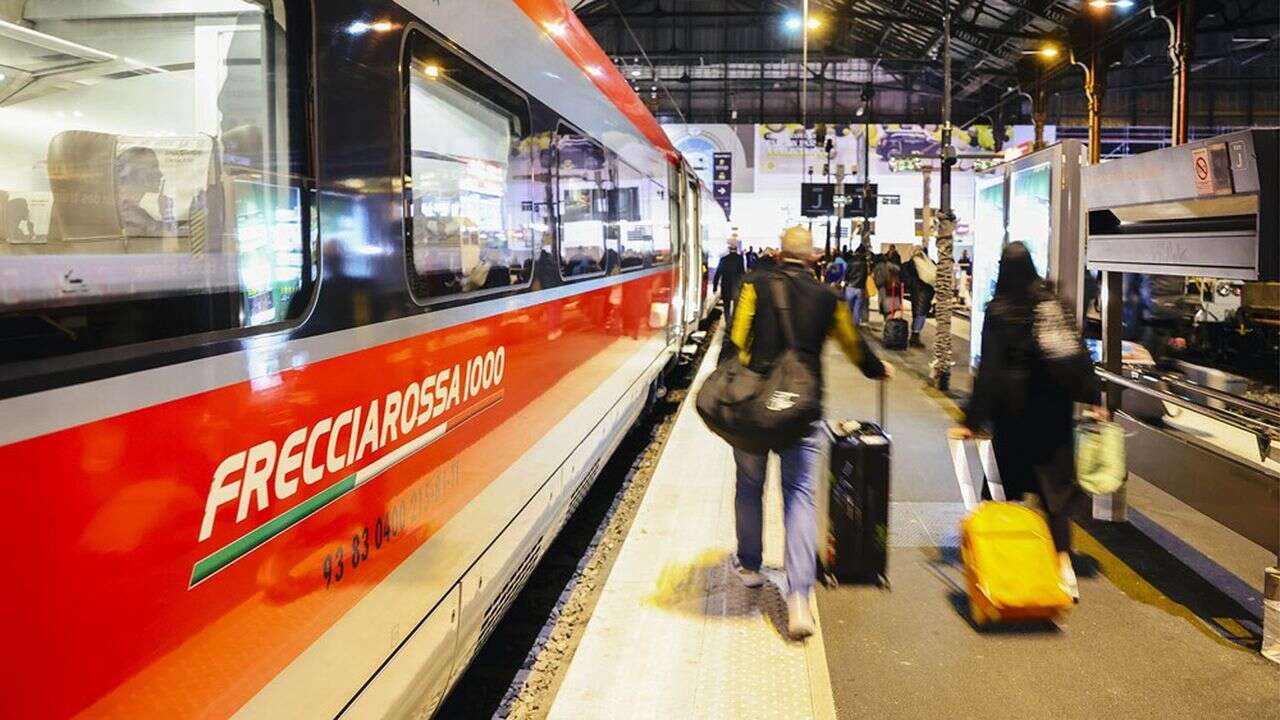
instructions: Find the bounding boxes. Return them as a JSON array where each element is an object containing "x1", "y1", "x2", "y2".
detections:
[
  {"x1": 713, "y1": 237, "x2": 747, "y2": 329},
  {"x1": 728, "y1": 226, "x2": 893, "y2": 639}
]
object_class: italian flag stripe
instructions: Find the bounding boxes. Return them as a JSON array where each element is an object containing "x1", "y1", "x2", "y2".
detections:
[{"x1": 190, "y1": 474, "x2": 357, "y2": 588}]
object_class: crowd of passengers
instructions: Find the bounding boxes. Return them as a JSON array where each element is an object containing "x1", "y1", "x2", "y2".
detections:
[{"x1": 711, "y1": 227, "x2": 1104, "y2": 639}]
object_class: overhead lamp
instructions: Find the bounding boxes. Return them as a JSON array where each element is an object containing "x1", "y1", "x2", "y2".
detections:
[
  {"x1": 1089, "y1": 0, "x2": 1134, "y2": 9},
  {"x1": 630, "y1": 68, "x2": 642, "y2": 77},
  {"x1": 784, "y1": 15, "x2": 802, "y2": 31},
  {"x1": 807, "y1": 16, "x2": 822, "y2": 30},
  {"x1": 1022, "y1": 44, "x2": 1060, "y2": 58}
]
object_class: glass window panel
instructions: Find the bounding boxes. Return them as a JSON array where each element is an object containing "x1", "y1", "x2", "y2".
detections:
[
  {"x1": 0, "y1": 1, "x2": 314, "y2": 366},
  {"x1": 404, "y1": 35, "x2": 536, "y2": 301}
]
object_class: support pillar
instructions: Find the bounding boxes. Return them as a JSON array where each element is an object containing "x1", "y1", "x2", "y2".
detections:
[{"x1": 931, "y1": 12, "x2": 956, "y2": 391}]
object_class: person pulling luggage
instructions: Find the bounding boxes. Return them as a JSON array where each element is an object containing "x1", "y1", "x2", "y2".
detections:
[
  {"x1": 727, "y1": 225, "x2": 893, "y2": 639},
  {"x1": 951, "y1": 242, "x2": 1107, "y2": 601}
]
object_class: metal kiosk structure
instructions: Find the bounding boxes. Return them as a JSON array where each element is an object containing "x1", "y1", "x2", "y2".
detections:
[{"x1": 1081, "y1": 129, "x2": 1280, "y2": 662}]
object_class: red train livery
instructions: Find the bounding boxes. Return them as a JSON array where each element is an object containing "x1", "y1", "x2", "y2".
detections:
[{"x1": 0, "y1": 0, "x2": 726, "y2": 716}]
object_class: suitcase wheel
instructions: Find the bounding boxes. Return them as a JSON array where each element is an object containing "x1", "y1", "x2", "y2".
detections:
[{"x1": 970, "y1": 603, "x2": 987, "y2": 627}]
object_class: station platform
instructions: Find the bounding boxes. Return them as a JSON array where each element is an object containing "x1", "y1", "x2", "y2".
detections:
[{"x1": 547, "y1": 318, "x2": 1279, "y2": 720}]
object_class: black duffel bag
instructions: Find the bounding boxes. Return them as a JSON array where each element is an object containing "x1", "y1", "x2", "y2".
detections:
[{"x1": 696, "y1": 277, "x2": 821, "y2": 453}]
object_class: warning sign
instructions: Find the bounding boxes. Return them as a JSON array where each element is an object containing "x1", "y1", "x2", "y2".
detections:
[{"x1": 1191, "y1": 143, "x2": 1234, "y2": 196}]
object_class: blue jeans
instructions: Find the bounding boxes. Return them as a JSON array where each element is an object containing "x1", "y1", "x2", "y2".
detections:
[
  {"x1": 732, "y1": 422, "x2": 825, "y2": 597},
  {"x1": 845, "y1": 286, "x2": 866, "y2": 326}
]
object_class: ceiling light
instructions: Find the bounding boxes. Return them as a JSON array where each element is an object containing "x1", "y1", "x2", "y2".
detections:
[
  {"x1": 630, "y1": 68, "x2": 642, "y2": 77},
  {"x1": 784, "y1": 15, "x2": 802, "y2": 31},
  {"x1": 807, "y1": 16, "x2": 822, "y2": 30},
  {"x1": 1040, "y1": 45, "x2": 1060, "y2": 58}
]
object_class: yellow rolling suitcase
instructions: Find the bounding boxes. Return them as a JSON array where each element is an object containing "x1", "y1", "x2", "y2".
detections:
[{"x1": 960, "y1": 502, "x2": 1072, "y2": 625}]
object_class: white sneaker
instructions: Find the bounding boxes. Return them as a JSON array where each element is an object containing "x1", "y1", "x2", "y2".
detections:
[
  {"x1": 735, "y1": 561, "x2": 765, "y2": 588},
  {"x1": 787, "y1": 592, "x2": 816, "y2": 639},
  {"x1": 1058, "y1": 551, "x2": 1080, "y2": 603}
]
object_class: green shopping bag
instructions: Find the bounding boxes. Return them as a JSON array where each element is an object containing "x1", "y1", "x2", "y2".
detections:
[{"x1": 1076, "y1": 420, "x2": 1126, "y2": 495}]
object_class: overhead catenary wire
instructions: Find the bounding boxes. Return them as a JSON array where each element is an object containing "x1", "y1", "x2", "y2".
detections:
[{"x1": 607, "y1": 0, "x2": 687, "y2": 124}]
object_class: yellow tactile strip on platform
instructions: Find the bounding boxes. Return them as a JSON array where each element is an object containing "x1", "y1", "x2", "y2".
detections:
[{"x1": 547, "y1": 339, "x2": 837, "y2": 720}]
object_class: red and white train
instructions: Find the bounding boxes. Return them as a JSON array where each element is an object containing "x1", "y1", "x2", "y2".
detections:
[{"x1": 0, "y1": 0, "x2": 727, "y2": 716}]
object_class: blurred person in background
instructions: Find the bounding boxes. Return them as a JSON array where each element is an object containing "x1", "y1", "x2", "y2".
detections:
[
  {"x1": 900, "y1": 244, "x2": 936, "y2": 347},
  {"x1": 954, "y1": 242, "x2": 1106, "y2": 601},
  {"x1": 728, "y1": 225, "x2": 892, "y2": 638},
  {"x1": 845, "y1": 242, "x2": 872, "y2": 326},
  {"x1": 714, "y1": 237, "x2": 747, "y2": 329}
]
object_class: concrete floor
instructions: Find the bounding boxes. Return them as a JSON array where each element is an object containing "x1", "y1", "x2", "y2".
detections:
[{"x1": 817, "y1": 318, "x2": 1279, "y2": 720}]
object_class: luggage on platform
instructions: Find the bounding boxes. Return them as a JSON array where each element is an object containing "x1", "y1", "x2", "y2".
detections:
[
  {"x1": 960, "y1": 502, "x2": 1072, "y2": 626},
  {"x1": 821, "y1": 381, "x2": 891, "y2": 586},
  {"x1": 882, "y1": 284, "x2": 908, "y2": 350},
  {"x1": 695, "y1": 277, "x2": 822, "y2": 453}
]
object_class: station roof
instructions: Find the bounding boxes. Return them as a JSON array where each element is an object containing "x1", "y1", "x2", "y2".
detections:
[{"x1": 572, "y1": 0, "x2": 1279, "y2": 129}]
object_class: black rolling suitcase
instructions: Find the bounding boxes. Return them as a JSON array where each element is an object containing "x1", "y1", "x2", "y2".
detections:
[
  {"x1": 820, "y1": 381, "x2": 891, "y2": 587},
  {"x1": 882, "y1": 284, "x2": 909, "y2": 350}
]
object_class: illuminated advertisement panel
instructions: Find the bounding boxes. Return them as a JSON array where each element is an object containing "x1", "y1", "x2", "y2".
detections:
[{"x1": 970, "y1": 175, "x2": 1005, "y2": 367}]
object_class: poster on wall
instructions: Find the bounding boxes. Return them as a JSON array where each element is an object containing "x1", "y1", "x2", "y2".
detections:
[{"x1": 756, "y1": 124, "x2": 864, "y2": 177}]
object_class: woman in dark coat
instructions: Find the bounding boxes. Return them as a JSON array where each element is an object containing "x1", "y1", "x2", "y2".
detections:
[{"x1": 954, "y1": 242, "x2": 1106, "y2": 600}]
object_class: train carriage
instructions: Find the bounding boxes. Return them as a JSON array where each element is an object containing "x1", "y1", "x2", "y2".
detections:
[{"x1": 0, "y1": 0, "x2": 715, "y2": 716}]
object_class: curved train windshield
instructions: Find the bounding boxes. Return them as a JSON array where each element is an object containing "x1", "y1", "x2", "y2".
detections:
[{"x1": 0, "y1": 0, "x2": 314, "y2": 367}]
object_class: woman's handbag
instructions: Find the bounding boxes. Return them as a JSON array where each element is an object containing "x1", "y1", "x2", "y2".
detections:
[
  {"x1": 696, "y1": 278, "x2": 821, "y2": 453},
  {"x1": 1076, "y1": 419, "x2": 1126, "y2": 495}
]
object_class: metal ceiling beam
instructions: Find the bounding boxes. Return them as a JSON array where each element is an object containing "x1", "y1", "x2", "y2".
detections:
[{"x1": 577, "y1": 7, "x2": 1053, "y2": 39}]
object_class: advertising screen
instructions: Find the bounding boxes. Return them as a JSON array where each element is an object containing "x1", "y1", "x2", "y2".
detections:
[
  {"x1": 970, "y1": 175, "x2": 1006, "y2": 367},
  {"x1": 1009, "y1": 163, "x2": 1052, "y2": 278}
]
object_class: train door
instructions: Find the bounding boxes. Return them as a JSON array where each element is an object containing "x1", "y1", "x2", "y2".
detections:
[
  {"x1": 682, "y1": 172, "x2": 702, "y2": 333},
  {"x1": 667, "y1": 162, "x2": 686, "y2": 345}
]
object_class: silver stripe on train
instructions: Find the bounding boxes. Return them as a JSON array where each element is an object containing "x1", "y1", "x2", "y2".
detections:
[{"x1": 0, "y1": 266, "x2": 669, "y2": 447}]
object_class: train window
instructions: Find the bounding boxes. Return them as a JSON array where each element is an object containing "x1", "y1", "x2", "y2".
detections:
[
  {"x1": 0, "y1": 1, "x2": 316, "y2": 366},
  {"x1": 555, "y1": 129, "x2": 610, "y2": 278},
  {"x1": 403, "y1": 31, "x2": 538, "y2": 302}
]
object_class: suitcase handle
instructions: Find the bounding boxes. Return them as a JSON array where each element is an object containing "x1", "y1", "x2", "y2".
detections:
[
  {"x1": 877, "y1": 376, "x2": 887, "y2": 430},
  {"x1": 948, "y1": 436, "x2": 1005, "y2": 510}
]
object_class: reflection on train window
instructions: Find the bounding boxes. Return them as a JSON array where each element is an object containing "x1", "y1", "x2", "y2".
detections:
[
  {"x1": 0, "y1": 0, "x2": 315, "y2": 365},
  {"x1": 404, "y1": 32, "x2": 536, "y2": 302},
  {"x1": 555, "y1": 131, "x2": 608, "y2": 278}
]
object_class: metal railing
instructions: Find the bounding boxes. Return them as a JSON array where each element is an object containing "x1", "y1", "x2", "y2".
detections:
[{"x1": 1097, "y1": 367, "x2": 1280, "y2": 463}]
